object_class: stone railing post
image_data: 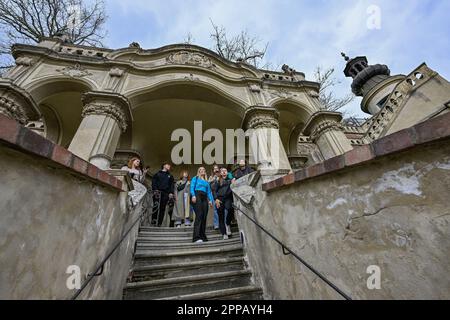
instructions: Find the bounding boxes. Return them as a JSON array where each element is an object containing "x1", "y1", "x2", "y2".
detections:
[
  {"x1": 303, "y1": 111, "x2": 353, "y2": 160},
  {"x1": 243, "y1": 106, "x2": 292, "y2": 178},
  {"x1": 68, "y1": 92, "x2": 132, "y2": 170}
]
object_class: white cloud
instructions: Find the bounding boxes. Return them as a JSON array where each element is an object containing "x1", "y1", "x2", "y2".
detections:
[{"x1": 105, "y1": 0, "x2": 450, "y2": 117}]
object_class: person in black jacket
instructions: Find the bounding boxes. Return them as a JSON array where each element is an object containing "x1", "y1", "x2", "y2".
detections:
[
  {"x1": 233, "y1": 159, "x2": 254, "y2": 180},
  {"x1": 151, "y1": 163, "x2": 175, "y2": 227},
  {"x1": 213, "y1": 167, "x2": 234, "y2": 240}
]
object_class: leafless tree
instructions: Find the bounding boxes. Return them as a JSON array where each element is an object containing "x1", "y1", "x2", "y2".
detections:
[
  {"x1": 209, "y1": 19, "x2": 268, "y2": 68},
  {"x1": 0, "y1": 0, "x2": 107, "y2": 73},
  {"x1": 314, "y1": 66, "x2": 355, "y2": 112},
  {"x1": 183, "y1": 32, "x2": 195, "y2": 45}
]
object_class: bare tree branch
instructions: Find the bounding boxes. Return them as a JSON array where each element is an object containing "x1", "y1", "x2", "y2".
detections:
[
  {"x1": 209, "y1": 19, "x2": 268, "y2": 68},
  {"x1": 0, "y1": 0, "x2": 107, "y2": 74},
  {"x1": 183, "y1": 32, "x2": 195, "y2": 45},
  {"x1": 314, "y1": 66, "x2": 355, "y2": 112}
]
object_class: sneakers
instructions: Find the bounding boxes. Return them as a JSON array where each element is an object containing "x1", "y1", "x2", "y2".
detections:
[
  {"x1": 214, "y1": 226, "x2": 219, "y2": 230},
  {"x1": 176, "y1": 225, "x2": 181, "y2": 228},
  {"x1": 226, "y1": 225, "x2": 232, "y2": 236},
  {"x1": 195, "y1": 239, "x2": 204, "y2": 243},
  {"x1": 223, "y1": 235, "x2": 229, "y2": 240}
]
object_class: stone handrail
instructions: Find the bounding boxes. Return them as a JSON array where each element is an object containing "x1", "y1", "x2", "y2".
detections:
[{"x1": 263, "y1": 111, "x2": 450, "y2": 192}]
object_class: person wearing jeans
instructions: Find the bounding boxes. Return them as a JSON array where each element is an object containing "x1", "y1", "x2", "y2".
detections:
[{"x1": 191, "y1": 167, "x2": 214, "y2": 243}]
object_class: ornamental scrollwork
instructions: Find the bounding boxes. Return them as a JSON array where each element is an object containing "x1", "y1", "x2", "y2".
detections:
[
  {"x1": 166, "y1": 51, "x2": 214, "y2": 69},
  {"x1": 57, "y1": 63, "x2": 92, "y2": 78}
]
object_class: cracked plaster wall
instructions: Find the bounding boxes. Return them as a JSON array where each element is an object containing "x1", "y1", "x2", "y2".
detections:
[
  {"x1": 0, "y1": 146, "x2": 142, "y2": 299},
  {"x1": 236, "y1": 142, "x2": 450, "y2": 299}
]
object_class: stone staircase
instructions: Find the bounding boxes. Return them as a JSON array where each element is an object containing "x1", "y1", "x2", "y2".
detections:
[{"x1": 123, "y1": 225, "x2": 264, "y2": 300}]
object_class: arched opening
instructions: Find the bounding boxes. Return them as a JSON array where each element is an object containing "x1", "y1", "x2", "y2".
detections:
[
  {"x1": 273, "y1": 101, "x2": 313, "y2": 156},
  {"x1": 27, "y1": 79, "x2": 93, "y2": 147},
  {"x1": 125, "y1": 83, "x2": 247, "y2": 178}
]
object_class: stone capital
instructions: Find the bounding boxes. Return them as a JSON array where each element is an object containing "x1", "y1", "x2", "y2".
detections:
[
  {"x1": 81, "y1": 91, "x2": 132, "y2": 133},
  {"x1": 0, "y1": 80, "x2": 40, "y2": 125},
  {"x1": 302, "y1": 111, "x2": 344, "y2": 142},
  {"x1": 242, "y1": 106, "x2": 280, "y2": 130}
]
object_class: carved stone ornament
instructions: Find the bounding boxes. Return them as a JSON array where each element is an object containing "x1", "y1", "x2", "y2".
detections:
[
  {"x1": 109, "y1": 67, "x2": 124, "y2": 77},
  {"x1": 249, "y1": 84, "x2": 261, "y2": 93},
  {"x1": 282, "y1": 64, "x2": 296, "y2": 76},
  {"x1": 166, "y1": 51, "x2": 214, "y2": 69},
  {"x1": 310, "y1": 120, "x2": 345, "y2": 142},
  {"x1": 129, "y1": 42, "x2": 141, "y2": 49},
  {"x1": 248, "y1": 115, "x2": 279, "y2": 130},
  {"x1": 16, "y1": 56, "x2": 33, "y2": 67},
  {"x1": 82, "y1": 102, "x2": 128, "y2": 132},
  {"x1": 0, "y1": 96, "x2": 28, "y2": 125},
  {"x1": 266, "y1": 88, "x2": 299, "y2": 100},
  {"x1": 57, "y1": 63, "x2": 92, "y2": 78},
  {"x1": 245, "y1": 108, "x2": 280, "y2": 130}
]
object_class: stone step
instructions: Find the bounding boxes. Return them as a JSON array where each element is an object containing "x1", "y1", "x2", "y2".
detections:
[
  {"x1": 131, "y1": 257, "x2": 246, "y2": 282},
  {"x1": 158, "y1": 286, "x2": 264, "y2": 300},
  {"x1": 136, "y1": 238, "x2": 241, "y2": 250},
  {"x1": 139, "y1": 225, "x2": 239, "y2": 233},
  {"x1": 137, "y1": 233, "x2": 229, "y2": 242},
  {"x1": 134, "y1": 244, "x2": 244, "y2": 266},
  {"x1": 138, "y1": 228, "x2": 240, "y2": 238},
  {"x1": 124, "y1": 270, "x2": 252, "y2": 300}
]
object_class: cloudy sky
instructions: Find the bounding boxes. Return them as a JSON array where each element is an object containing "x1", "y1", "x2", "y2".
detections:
[{"x1": 100, "y1": 0, "x2": 449, "y2": 116}]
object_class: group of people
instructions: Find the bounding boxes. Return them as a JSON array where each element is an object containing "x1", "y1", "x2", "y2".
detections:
[{"x1": 123, "y1": 158, "x2": 254, "y2": 243}]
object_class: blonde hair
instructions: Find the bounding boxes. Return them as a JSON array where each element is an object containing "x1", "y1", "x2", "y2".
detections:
[
  {"x1": 196, "y1": 167, "x2": 208, "y2": 181},
  {"x1": 127, "y1": 157, "x2": 141, "y2": 169}
]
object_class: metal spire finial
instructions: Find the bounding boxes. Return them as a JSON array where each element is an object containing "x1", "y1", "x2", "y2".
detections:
[{"x1": 341, "y1": 52, "x2": 350, "y2": 62}]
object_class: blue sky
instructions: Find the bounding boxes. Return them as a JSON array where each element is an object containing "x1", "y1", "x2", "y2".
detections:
[
  {"x1": 74, "y1": 1, "x2": 450, "y2": 116},
  {"x1": 102, "y1": 0, "x2": 450, "y2": 117}
]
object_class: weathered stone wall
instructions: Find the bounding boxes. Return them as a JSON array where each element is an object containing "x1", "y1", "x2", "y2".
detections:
[
  {"x1": 0, "y1": 116, "x2": 143, "y2": 299},
  {"x1": 234, "y1": 118, "x2": 450, "y2": 299}
]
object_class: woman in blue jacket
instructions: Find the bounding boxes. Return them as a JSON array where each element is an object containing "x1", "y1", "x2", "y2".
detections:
[{"x1": 191, "y1": 167, "x2": 214, "y2": 243}]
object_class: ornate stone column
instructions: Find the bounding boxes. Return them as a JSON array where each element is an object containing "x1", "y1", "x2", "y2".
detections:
[
  {"x1": 303, "y1": 111, "x2": 353, "y2": 160},
  {"x1": 68, "y1": 92, "x2": 132, "y2": 170},
  {"x1": 0, "y1": 80, "x2": 40, "y2": 125},
  {"x1": 243, "y1": 106, "x2": 292, "y2": 177}
]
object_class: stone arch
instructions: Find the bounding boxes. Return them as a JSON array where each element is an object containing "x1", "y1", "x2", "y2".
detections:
[
  {"x1": 24, "y1": 78, "x2": 95, "y2": 148},
  {"x1": 126, "y1": 79, "x2": 249, "y2": 117},
  {"x1": 121, "y1": 81, "x2": 249, "y2": 177},
  {"x1": 25, "y1": 76, "x2": 98, "y2": 103},
  {"x1": 271, "y1": 99, "x2": 316, "y2": 156}
]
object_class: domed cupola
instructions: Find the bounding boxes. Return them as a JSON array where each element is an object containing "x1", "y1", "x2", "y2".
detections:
[{"x1": 342, "y1": 53, "x2": 405, "y2": 115}]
